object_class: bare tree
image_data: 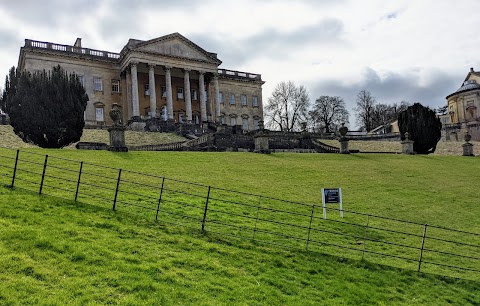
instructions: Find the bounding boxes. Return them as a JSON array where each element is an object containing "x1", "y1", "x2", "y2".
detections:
[
  {"x1": 355, "y1": 90, "x2": 376, "y2": 131},
  {"x1": 309, "y1": 96, "x2": 349, "y2": 133},
  {"x1": 371, "y1": 101, "x2": 411, "y2": 128},
  {"x1": 435, "y1": 104, "x2": 448, "y2": 115},
  {"x1": 264, "y1": 81, "x2": 310, "y2": 132}
]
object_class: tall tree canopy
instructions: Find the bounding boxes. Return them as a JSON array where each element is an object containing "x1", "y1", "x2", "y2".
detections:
[
  {"x1": 354, "y1": 90, "x2": 376, "y2": 132},
  {"x1": 398, "y1": 103, "x2": 442, "y2": 154},
  {"x1": 355, "y1": 89, "x2": 410, "y2": 131},
  {"x1": 0, "y1": 65, "x2": 88, "y2": 148},
  {"x1": 309, "y1": 95, "x2": 349, "y2": 133},
  {"x1": 371, "y1": 101, "x2": 410, "y2": 128},
  {"x1": 264, "y1": 81, "x2": 310, "y2": 132}
]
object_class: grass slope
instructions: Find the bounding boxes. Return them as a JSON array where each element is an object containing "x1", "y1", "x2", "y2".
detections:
[
  {"x1": 0, "y1": 125, "x2": 185, "y2": 149},
  {"x1": 0, "y1": 187, "x2": 479, "y2": 305},
  {"x1": 5, "y1": 149, "x2": 477, "y2": 231}
]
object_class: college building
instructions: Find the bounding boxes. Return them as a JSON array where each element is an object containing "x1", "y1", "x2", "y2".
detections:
[
  {"x1": 445, "y1": 67, "x2": 480, "y2": 140},
  {"x1": 17, "y1": 33, "x2": 264, "y2": 131}
]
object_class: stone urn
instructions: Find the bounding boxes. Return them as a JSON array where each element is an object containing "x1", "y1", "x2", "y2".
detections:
[
  {"x1": 109, "y1": 104, "x2": 122, "y2": 127},
  {"x1": 339, "y1": 123, "x2": 348, "y2": 139},
  {"x1": 338, "y1": 123, "x2": 350, "y2": 154},
  {"x1": 300, "y1": 121, "x2": 307, "y2": 132},
  {"x1": 108, "y1": 105, "x2": 128, "y2": 152},
  {"x1": 464, "y1": 131, "x2": 472, "y2": 143}
]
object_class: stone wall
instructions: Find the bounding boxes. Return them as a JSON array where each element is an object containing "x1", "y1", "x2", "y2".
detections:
[
  {"x1": 217, "y1": 78, "x2": 263, "y2": 131},
  {"x1": 21, "y1": 51, "x2": 121, "y2": 126}
]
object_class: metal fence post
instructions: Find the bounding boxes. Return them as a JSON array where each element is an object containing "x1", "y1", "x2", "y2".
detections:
[
  {"x1": 112, "y1": 169, "x2": 122, "y2": 211},
  {"x1": 252, "y1": 195, "x2": 261, "y2": 240},
  {"x1": 305, "y1": 202, "x2": 316, "y2": 251},
  {"x1": 74, "y1": 161, "x2": 83, "y2": 201},
  {"x1": 201, "y1": 186, "x2": 211, "y2": 232},
  {"x1": 10, "y1": 149, "x2": 20, "y2": 188},
  {"x1": 39, "y1": 155, "x2": 49, "y2": 195},
  {"x1": 417, "y1": 224, "x2": 428, "y2": 272},
  {"x1": 155, "y1": 177, "x2": 165, "y2": 221},
  {"x1": 361, "y1": 215, "x2": 370, "y2": 260}
]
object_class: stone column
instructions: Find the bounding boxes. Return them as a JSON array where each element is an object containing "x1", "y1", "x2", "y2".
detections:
[
  {"x1": 401, "y1": 132, "x2": 415, "y2": 154},
  {"x1": 165, "y1": 66, "x2": 174, "y2": 121},
  {"x1": 126, "y1": 69, "x2": 133, "y2": 118},
  {"x1": 184, "y1": 69, "x2": 192, "y2": 123},
  {"x1": 130, "y1": 62, "x2": 140, "y2": 119},
  {"x1": 254, "y1": 121, "x2": 270, "y2": 154},
  {"x1": 199, "y1": 71, "x2": 207, "y2": 122},
  {"x1": 206, "y1": 79, "x2": 212, "y2": 122},
  {"x1": 213, "y1": 73, "x2": 220, "y2": 123},
  {"x1": 148, "y1": 64, "x2": 157, "y2": 118}
]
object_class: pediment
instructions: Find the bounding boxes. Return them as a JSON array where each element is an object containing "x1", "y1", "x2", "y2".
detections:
[{"x1": 132, "y1": 34, "x2": 220, "y2": 64}]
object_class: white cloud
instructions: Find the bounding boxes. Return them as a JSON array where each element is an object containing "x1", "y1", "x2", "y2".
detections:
[{"x1": 0, "y1": 0, "x2": 478, "y2": 128}]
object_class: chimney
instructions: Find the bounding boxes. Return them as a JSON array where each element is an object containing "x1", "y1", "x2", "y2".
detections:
[
  {"x1": 74, "y1": 38, "x2": 82, "y2": 48},
  {"x1": 470, "y1": 67, "x2": 474, "y2": 72}
]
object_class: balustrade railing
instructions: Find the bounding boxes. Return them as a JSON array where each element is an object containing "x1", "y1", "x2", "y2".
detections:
[{"x1": 25, "y1": 39, "x2": 120, "y2": 61}]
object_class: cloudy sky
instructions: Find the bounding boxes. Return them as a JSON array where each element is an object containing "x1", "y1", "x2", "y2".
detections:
[{"x1": 0, "y1": 0, "x2": 479, "y2": 128}]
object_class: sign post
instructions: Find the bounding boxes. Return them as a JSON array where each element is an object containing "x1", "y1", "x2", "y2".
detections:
[{"x1": 321, "y1": 188, "x2": 343, "y2": 219}]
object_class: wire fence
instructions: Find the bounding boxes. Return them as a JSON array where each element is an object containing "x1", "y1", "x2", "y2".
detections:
[{"x1": 0, "y1": 147, "x2": 478, "y2": 281}]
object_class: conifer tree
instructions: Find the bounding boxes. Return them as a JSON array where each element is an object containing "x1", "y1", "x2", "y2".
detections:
[
  {"x1": 398, "y1": 103, "x2": 442, "y2": 154},
  {"x1": 0, "y1": 65, "x2": 88, "y2": 148}
]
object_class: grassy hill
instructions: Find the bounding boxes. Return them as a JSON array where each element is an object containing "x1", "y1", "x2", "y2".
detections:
[
  {"x1": 0, "y1": 148, "x2": 479, "y2": 304},
  {"x1": 0, "y1": 125, "x2": 186, "y2": 149},
  {"x1": 0, "y1": 187, "x2": 478, "y2": 305}
]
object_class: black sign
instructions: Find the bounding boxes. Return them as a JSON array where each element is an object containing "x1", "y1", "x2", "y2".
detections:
[{"x1": 324, "y1": 188, "x2": 340, "y2": 204}]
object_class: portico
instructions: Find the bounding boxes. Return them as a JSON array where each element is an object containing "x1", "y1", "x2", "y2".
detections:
[{"x1": 119, "y1": 33, "x2": 222, "y2": 125}]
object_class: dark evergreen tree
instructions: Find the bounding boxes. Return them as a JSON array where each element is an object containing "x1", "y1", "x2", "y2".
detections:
[
  {"x1": 1, "y1": 65, "x2": 88, "y2": 148},
  {"x1": 398, "y1": 103, "x2": 442, "y2": 154}
]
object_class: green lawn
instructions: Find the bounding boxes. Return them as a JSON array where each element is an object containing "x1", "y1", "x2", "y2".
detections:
[{"x1": 0, "y1": 148, "x2": 479, "y2": 305}]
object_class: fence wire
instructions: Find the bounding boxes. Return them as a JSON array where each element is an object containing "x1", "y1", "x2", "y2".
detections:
[{"x1": 0, "y1": 147, "x2": 478, "y2": 281}]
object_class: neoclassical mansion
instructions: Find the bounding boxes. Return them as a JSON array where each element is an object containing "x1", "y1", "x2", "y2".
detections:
[{"x1": 17, "y1": 33, "x2": 264, "y2": 131}]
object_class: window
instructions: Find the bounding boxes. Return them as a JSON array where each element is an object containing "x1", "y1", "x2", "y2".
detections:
[
  {"x1": 78, "y1": 75, "x2": 85, "y2": 87},
  {"x1": 95, "y1": 108, "x2": 104, "y2": 122},
  {"x1": 193, "y1": 114, "x2": 200, "y2": 124},
  {"x1": 219, "y1": 92, "x2": 223, "y2": 104},
  {"x1": 229, "y1": 94, "x2": 235, "y2": 105},
  {"x1": 242, "y1": 118, "x2": 248, "y2": 130},
  {"x1": 252, "y1": 96, "x2": 258, "y2": 107},
  {"x1": 179, "y1": 113, "x2": 185, "y2": 123},
  {"x1": 161, "y1": 106, "x2": 167, "y2": 121},
  {"x1": 177, "y1": 87, "x2": 184, "y2": 99},
  {"x1": 93, "y1": 77, "x2": 103, "y2": 91},
  {"x1": 254, "y1": 119, "x2": 259, "y2": 130},
  {"x1": 144, "y1": 84, "x2": 150, "y2": 96},
  {"x1": 241, "y1": 95, "x2": 247, "y2": 106},
  {"x1": 111, "y1": 80, "x2": 120, "y2": 93},
  {"x1": 191, "y1": 89, "x2": 197, "y2": 101},
  {"x1": 231, "y1": 117, "x2": 237, "y2": 126},
  {"x1": 161, "y1": 86, "x2": 167, "y2": 98}
]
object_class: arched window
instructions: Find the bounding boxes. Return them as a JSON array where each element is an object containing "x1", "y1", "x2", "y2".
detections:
[
  {"x1": 241, "y1": 114, "x2": 249, "y2": 130},
  {"x1": 161, "y1": 106, "x2": 167, "y2": 121}
]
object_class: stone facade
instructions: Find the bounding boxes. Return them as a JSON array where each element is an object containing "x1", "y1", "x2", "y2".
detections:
[
  {"x1": 445, "y1": 68, "x2": 480, "y2": 140},
  {"x1": 17, "y1": 33, "x2": 264, "y2": 131}
]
